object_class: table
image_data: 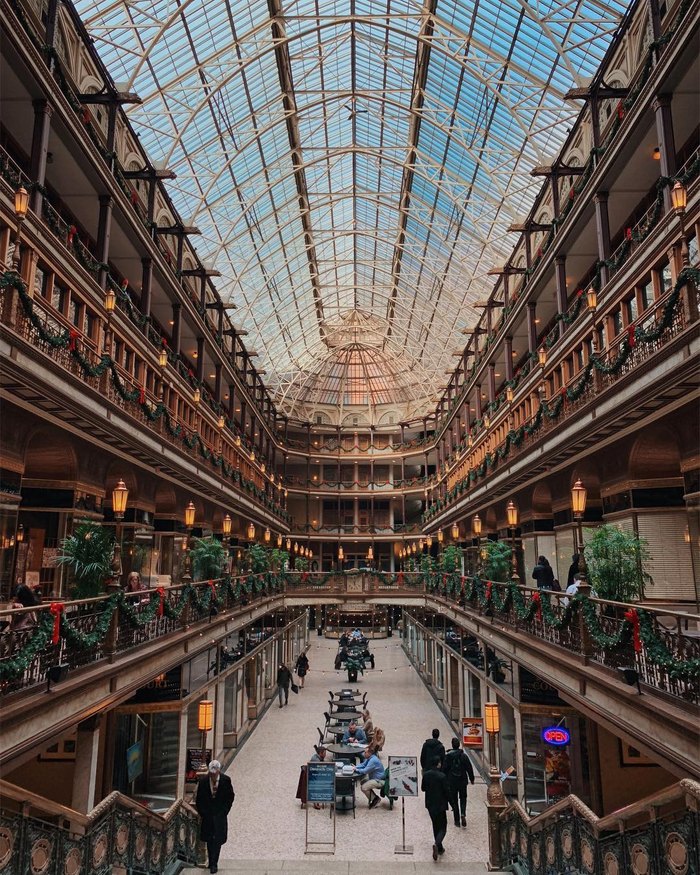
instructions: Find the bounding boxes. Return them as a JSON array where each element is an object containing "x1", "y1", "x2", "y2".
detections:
[
  {"x1": 332, "y1": 690, "x2": 360, "y2": 697},
  {"x1": 331, "y1": 710, "x2": 363, "y2": 723},
  {"x1": 326, "y1": 744, "x2": 365, "y2": 762},
  {"x1": 331, "y1": 699, "x2": 364, "y2": 712}
]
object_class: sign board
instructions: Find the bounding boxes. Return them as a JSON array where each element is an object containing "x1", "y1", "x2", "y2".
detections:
[
  {"x1": 185, "y1": 748, "x2": 211, "y2": 782},
  {"x1": 126, "y1": 741, "x2": 143, "y2": 783},
  {"x1": 307, "y1": 762, "x2": 336, "y2": 803},
  {"x1": 542, "y1": 726, "x2": 571, "y2": 746},
  {"x1": 462, "y1": 717, "x2": 484, "y2": 749},
  {"x1": 388, "y1": 756, "x2": 418, "y2": 797}
]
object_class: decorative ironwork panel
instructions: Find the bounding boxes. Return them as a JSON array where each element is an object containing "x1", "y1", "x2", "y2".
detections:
[
  {"x1": 541, "y1": 820, "x2": 560, "y2": 875},
  {"x1": 57, "y1": 833, "x2": 87, "y2": 875},
  {"x1": 657, "y1": 812, "x2": 699, "y2": 875},
  {"x1": 0, "y1": 814, "x2": 22, "y2": 874},
  {"x1": 598, "y1": 831, "x2": 626, "y2": 875},
  {"x1": 577, "y1": 820, "x2": 600, "y2": 875},
  {"x1": 110, "y1": 810, "x2": 132, "y2": 869},
  {"x1": 529, "y1": 830, "x2": 545, "y2": 875},
  {"x1": 22, "y1": 819, "x2": 60, "y2": 875},
  {"x1": 87, "y1": 813, "x2": 112, "y2": 875}
]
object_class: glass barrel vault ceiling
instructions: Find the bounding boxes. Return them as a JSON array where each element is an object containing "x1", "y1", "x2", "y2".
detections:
[{"x1": 77, "y1": 0, "x2": 629, "y2": 420}]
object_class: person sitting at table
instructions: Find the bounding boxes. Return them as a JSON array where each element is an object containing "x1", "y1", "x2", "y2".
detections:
[
  {"x1": 354, "y1": 744, "x2": 385, "y2": 809},
  {"x1": 341, "y1": 721, "x2": 367, "y2": 745},
  {"x1": 339, "y1": 630, "x2": 350, "y2": 648},
  {"x1": 360, "y1": 708, "x2": 374, "y2": 740}
]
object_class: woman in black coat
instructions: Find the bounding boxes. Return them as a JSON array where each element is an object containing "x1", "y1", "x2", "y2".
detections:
[
  {"x1": 295, "y1": 652, "x2": 309, "y2": 688},
  {"x1": 195, "y1": 761, "x2": 235, "y2": 874},
  {"x1": 532, "y1": 556, "x2": 555, "y2": 590}
]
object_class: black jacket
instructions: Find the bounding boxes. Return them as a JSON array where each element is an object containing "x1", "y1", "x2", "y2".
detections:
[
  {"x1": 276, "y1": 665, "x2": 292, "y2": 687},
  {"x1": 443, "y1": 748, "x2": 475, "y2": 787},
  {"x1": 420, "y1": 737, "x2": 446, "y2": 770},
  {"x1": 421, "y1": 767, "x2": 449, "y2": 814},
  {"x1": 532, "y1": 561, "x2": 555, "y2": 590},
  {"x1": 195, "y1": 773, "x2": 235, "y2": 843}
]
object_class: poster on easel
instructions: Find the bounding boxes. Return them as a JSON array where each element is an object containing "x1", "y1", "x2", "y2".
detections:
[
  {"x1": 305, "y1": 762, "x2": 336, "y2": 855},
  {"x1": 388, "y1": 756, "x2": 418, "y2": 797}
]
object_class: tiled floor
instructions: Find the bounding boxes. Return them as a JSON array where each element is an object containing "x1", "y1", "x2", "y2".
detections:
[{"x1": 190, "y1": 636, "x2": 492, "y2": 868}]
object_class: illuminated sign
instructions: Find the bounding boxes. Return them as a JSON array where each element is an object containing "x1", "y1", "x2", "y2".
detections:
[{"x1": 542, "y1": 726, "x2": 571, "y2": 746}]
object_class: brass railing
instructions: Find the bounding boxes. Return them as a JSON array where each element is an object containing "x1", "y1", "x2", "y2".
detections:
[{"x1": 0, "y1": 779, "x2": 199, "y2": 874}]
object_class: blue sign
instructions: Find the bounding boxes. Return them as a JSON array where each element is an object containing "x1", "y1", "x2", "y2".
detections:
[
  {"x1": 542, "y1": 726, "x2": 571, "y2": 746},
  {"x1": 126, "y1": 741, "x2": 143, "y2": 783},
  {"x1": 307, "y1": 762, "x2": 336, "y2": 803}
]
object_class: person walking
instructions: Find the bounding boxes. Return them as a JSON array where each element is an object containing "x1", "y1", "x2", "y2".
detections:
[
  {"x1": 276, "y1": 662, "x2": 292, "y2": 707},
  {"x1": 532, "y1": 555, "x2": 555, "y2": 590},
  {"x1": 420, "y1": 728, "x2": 446, "y2": 774},
  {"x1": 442, "y1": 737, "x2": 475, "y2": 827},
  {"x1": 422, "y1": 755, "x2": 449, "y2": 860},
  {"x1": 195, "y1": 760, "x2": 235, "y2": 874},
  {"x1": 295, "y1": 651, "x2": 309, "y2": 688}
]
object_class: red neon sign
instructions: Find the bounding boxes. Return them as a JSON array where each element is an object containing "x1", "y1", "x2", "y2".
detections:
[{"x1": 541, "y1": 726, "x2": 571, "y2": 746}]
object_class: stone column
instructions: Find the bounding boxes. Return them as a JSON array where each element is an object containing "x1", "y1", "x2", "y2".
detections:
[
  {"x1": 594, "y1": 192, "x2": 611, "y2": 288},
  {"x1": 96, "y1": 195, "x2": 113, "y2": 290},
  {"x1": 527, "y1": 303, "x2": 538, "y2": 354},
  {"x1": 176, "y1": 707, "x2": 189, "y2": 799},
  {"x1": 172, "y1": 303, "x2": 182, "y2": 355},
  {"x1": 653, "y1": 95, "x2": 677, "y2": 212},
  {"x1": 140, "y1": 257, "x2": 152, "y2": 318},
  {"x1": 71, "y1": 716, "x2": 102, "y2": 812},
  {"x1": 555, "y1": 255, "x2": 568, "y2": 338},
  {"x1": 29, "y1": 100, "x2": 53, "y2": 215},
  {"x1": 504, "y1": 337, "x2": 513, "y2": 381}
]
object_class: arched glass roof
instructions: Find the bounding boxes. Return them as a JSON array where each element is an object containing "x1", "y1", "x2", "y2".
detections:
[{"x1": 77, "y1": 0, "x2": 628, "y2": 420}]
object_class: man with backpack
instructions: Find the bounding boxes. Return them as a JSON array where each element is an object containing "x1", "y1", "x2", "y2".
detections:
[{"x1": 442, "y1": 737, "x2": 475, "y2": 827}]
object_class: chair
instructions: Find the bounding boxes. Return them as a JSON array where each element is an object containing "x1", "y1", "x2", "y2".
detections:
[
  {"x1": 318, "y1": 726, "x2": 335, "y2": 745},
  {"x1": 328, "y1": 690, "x2": 335, "y2": 701},
  {"x1": 334, "y1": 774, "x2": 356, "y2": 817}
]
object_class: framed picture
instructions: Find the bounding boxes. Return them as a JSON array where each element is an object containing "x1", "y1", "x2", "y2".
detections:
[
  {"x1": 39, "y1": 733, "x2": 77, "y2": 762},
  {"x1": 619, "y1": 740, "x2": 657, "y2": 767}
]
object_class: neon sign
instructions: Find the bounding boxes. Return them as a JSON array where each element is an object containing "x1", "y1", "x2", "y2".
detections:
[{"x1": 542, "y1": 726, "x2": 571, "y2": 746}]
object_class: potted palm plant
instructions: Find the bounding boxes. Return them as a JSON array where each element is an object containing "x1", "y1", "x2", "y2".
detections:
[
  {"x1": 189, "y1": 537, "x2": 226, "y2": 581},
  {"x1": 56, "y1": 521, "x2": 115, "y2": 598},
  {"x1": 585, "y1": 524, "x2": 651, "y2": 601}
]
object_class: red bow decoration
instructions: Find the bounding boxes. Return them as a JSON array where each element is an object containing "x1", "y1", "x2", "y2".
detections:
[
  {"x1": 209, "y1": 580, "x2": 217, "y2": 602},
  {"x1": 156, "y1": 587, "x2": 166, "y2": 617},
  {"x1": 67, "y1": 225, "x2": 76, "y2": 245},
  {"x1": 624, "y1": 608, "x2": 641, "y2": 653},
  {"x1": 576, "y1": 288, "x2": 583, "y2": 298},
  {"x1": 138, "y1": 386, "x2": 146, "y2": 404},
  {"x1": 301, "y1": 572, "x2": 309, "y2": 584},
  {"x1": 130, "y1": 190, "x2": 139, "y2": 205},
  {"x1": 68, "y1": 328, "x2": 80, "y2": 351},
  {"x1": 121, "y1": 279, "x2": 129, "y2": 291},
  {"x1": 81, "y1": 108, "x2": 90, "y2": 124},
  {"x1": 627, "y1": 324, "x2": 636, "y2": 348},
  {"x1": 49, "y1": 602, "x2": 63, "y2": 645},
  {"x1": 625, "y1": 227, "x2": 632, "y2": 240},
  {"x1": 531, "y1": 591, "x2": 542, "y2": 621},
  {"x1": 569, "y1": 187, "x2": 575, "y2": 201},
  {"x1": 485, "y1": 581, "x2": 492, "y2": 601},
  {"x1": 162, "y1": 338, "x2": 168, "y2": 347},
  {"x1": 396, "y1": 571, "x2": 404, "y2": 586},
  {"x1": 617, "y1": 102, "x2": 625, "y2": 120}
]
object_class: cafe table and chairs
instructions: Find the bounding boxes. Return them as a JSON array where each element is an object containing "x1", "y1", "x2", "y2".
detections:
[
  {"x1": 326, "y1": 742, "x2": 366, "y2": 763},
  {"x1": 331, "y1": 710, "x2": 363, "y2": 724},
  {"x1": 330, "y1": 698, "x2": 364, "y2": 713}
]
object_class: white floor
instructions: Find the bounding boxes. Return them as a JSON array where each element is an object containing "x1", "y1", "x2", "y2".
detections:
[{"x1": 213, "y1": 636, "x2": 490, "y2": 865}]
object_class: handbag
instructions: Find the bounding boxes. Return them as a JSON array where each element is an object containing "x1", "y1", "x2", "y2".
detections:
[{"x1": 291, "y1": 682, "x2": 299, "y2": 694}]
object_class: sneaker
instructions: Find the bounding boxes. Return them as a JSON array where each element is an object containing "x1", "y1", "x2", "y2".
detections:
[
  {"x1": 438, "y1": 845, "x2": 445, "y2": 855},
  {"x1": 369, "y1": 794, "x2": 380, "y2": 809},
  {"x1": 432, "y1": 844, "x2": 438, "y2": 861}
]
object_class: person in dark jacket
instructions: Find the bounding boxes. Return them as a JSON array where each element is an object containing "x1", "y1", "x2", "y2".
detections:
[
  {"x1": 420, "y1": 728, "x2": 446, "y2": 773},
  {"x1": 532, "y1": 556, "x2": 555, "y2": 590},
  {"x1": 422, "y1": 756, "x2": 450, "y2": 860},
  {"x1": 442, "y1": 737, "x2": 475, "y2": 827},
  {"x1": 195, "y1": 760, "x2": 235, "y2": 874},
  {"x1": 566, "y1": 554, "x2": 580, "y2": 589},
  {"x1": 295, "y1": 652, "x2": 309, "y2": 688},
  {"x1": 276, "y1": 663, "x2": 293, "y2": 707}
]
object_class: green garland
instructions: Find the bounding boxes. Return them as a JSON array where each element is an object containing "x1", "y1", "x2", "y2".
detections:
[
  {"x1": 1, "y1": 270, "x2": 289, "y2": 523},
  {"x1": 426, "y1": 574, "x2": 699, "y2": 681},
  {"x1": 0, "y1": 615, "x2": 53, "y2": 681},
  {"x1": 424, "y1": 265, "x2": 700, "y2": 522}
]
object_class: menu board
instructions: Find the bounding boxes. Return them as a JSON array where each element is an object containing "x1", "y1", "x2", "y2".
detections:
[
  {"x1": 185, "y1": 748, "x2": 211, "y2": 781},
  {"x1": 307, "y1": 762, "x2": 336, "y2": 803},
  {"x1": 462, "y1": 717, "x2": 484, "y2": 749},
  {"x1": 388, "y1": 756, "x2": 418, "y2": 797}
]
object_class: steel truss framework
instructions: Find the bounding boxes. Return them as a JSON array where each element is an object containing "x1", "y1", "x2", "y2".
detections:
[{"x1": 77, "y1": 0, "x2": 628, "y2": 420}]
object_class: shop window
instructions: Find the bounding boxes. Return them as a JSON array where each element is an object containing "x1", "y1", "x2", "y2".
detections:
[
  {"x1": 51, "y1": 281, "x2": 67, "y2": 314},
  {"x1": 84, "y1": 309, "x2": 96, "y2": 341},
  {"x1": 657, "y1": 261, "x2": 672, "y2": 293},
  {"x1": 611, "y1": 310, "x2": 622, "y2": 338},
  {"x1": 688, "y1": 233, "x2": 698, "y2": 266},
  {"x1": 625, "y1": 295, "x2": 637, "y2": 323},
  {"x1": 34, "y1": 263, "x2": 49, "y2": 297},
  {"x1": 69, "y1": 298, "x2": 83, "y2": 328}
]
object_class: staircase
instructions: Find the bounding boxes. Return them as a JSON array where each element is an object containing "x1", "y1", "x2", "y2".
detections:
[{"x1": 0, "y1": 779, "x2": 199, "y2": 874}]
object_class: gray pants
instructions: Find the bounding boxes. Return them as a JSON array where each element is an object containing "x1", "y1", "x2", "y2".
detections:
[{"x1": 277, "y1": 684, "x2": 289, "y2": 705}]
